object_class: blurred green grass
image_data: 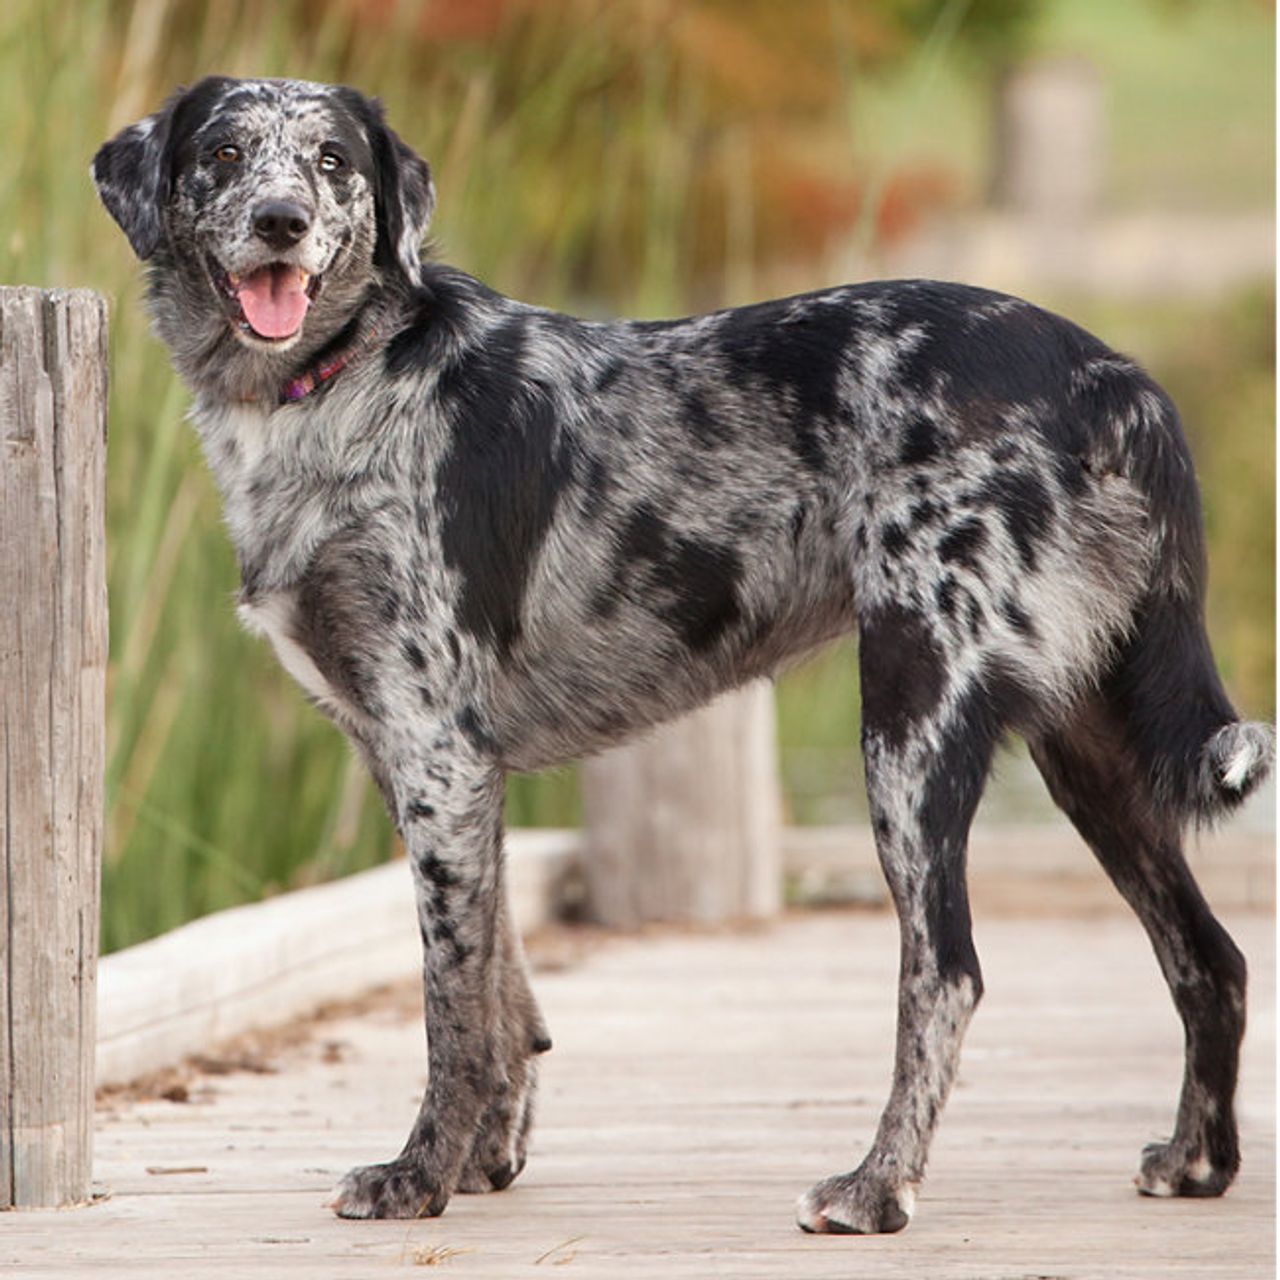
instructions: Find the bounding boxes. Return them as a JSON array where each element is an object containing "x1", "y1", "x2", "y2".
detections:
[
  {"x1": 0, "y1": 0, "x2": 1270, "y2": 948},
  {"x1": 1038, "y1": 0, "x2": 1275, "y2": 210}
]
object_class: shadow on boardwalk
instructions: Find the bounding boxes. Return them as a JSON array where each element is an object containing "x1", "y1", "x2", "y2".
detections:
[{"x1": 8, "y1": 911, "x2": 1275, "y2": 1279}]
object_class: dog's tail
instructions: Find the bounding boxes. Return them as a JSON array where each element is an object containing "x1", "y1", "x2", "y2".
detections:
[
  {"x1": 1098, "y1": 376, "x2": 1273, "y2": 825},
  {"x1": 1107, "y1": 591, "x2": 1273, "y2": 825}
]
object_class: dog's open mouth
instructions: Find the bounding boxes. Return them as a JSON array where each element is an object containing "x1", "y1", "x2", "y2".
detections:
[{"x1": 210, "y1": 259, "x2": 322, "y2": 342}]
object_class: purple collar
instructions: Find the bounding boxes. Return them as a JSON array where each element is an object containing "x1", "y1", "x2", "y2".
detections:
[{"x1": 278, "y1": 329, "x2": 373, "y2": 404}]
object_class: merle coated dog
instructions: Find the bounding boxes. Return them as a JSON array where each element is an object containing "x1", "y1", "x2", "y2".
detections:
[{"x1": 93, "y1": 77, "x2": 1273, "y2": 1233}]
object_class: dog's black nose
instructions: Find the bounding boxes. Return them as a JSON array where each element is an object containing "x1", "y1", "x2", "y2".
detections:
[{"x1": 252, "y1": 199, "x2": 313, "y2": 249}]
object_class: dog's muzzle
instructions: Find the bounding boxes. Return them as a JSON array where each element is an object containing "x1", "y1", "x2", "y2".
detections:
[{"x1": 208, "y1": 257, "x2": 323, "y2": 342}]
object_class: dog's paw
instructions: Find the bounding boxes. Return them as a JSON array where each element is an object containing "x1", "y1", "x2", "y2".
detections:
[
  {"x1": 1136, "y1": 1140, "x2": 1235, "y2": 1198},
  {"x1": 796, "y1": 1170, "x2": 915, "y2": 1235},
  {"x1": 329, "y1": 1156, "x2": 448, "y2": 1219}
]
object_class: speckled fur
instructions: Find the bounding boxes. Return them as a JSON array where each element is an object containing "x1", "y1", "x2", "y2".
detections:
[{"x1": 95, "y1": 77, "x2": 1273, "y2": 1233}]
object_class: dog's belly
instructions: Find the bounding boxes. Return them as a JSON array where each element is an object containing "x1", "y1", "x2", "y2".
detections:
[{"x1": 493, "y1": 582, "x2": 855, "y2": 773}]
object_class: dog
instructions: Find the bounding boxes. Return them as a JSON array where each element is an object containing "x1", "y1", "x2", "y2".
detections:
[{"x1": 93, "y1": 76, "x2": 1273, "y2": 1233}]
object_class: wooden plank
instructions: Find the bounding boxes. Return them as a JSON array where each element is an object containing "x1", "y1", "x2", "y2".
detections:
[
  {"x1": 94, "y1": 816, "x2": 1272, "y2": 1088},
  {"x1": 0, "y1": 287, "x2": 108, "y2": 1209},
  {"x1": 6, "y1": 911, "x2": 1272, "y2": 1277},
  {"x1": 785, "y1": 821, "x2": 1277, "y2": 913}
]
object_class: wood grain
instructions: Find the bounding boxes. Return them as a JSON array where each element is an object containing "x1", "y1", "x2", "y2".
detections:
[
  {"x1": 7, "y1": 910, "x2": 1273, "y2": 1278},
  {"x1": 0, "y1": 287, "x2": 108, "y2": 1208}
]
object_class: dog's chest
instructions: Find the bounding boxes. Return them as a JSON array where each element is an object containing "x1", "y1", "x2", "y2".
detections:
[
  {"x1": 203, "y1": 400, "x2": 271, "y2": 478},
  {"x1": 198, "y1": 407, "x2": 356, "y2": 717},
  {"x1": 197, "y1": 398, "x2": 340, "y2": 583},
  {"x1": 198, "y1": 401, "x2": 278, "y2": 546}
]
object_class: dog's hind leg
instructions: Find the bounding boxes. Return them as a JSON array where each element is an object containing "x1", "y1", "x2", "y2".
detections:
[
  {"x1": 798, "y1": 614, "x2": 999, "y2": 1234},
  {"x1": 1029, "y1": 695, "x2": 1248, "y2": 1198}
]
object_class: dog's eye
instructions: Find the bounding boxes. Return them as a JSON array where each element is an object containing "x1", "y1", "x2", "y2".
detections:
[
  {"x1": 319, "y1": 151, "x2": 345, "y2": 174},
  {"x1": 214, "y1": 144, "x2": 241, "y2": 164}
]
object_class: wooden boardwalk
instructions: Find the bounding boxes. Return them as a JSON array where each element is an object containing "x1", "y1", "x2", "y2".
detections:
[{"x1": 6, "y1": 910, "x2": 1274, "y2": 1279}]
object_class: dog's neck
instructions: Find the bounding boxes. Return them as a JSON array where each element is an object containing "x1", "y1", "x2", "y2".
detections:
[
  {"x1": 184, "y1": 284, "x2": 427, "y2": 596},
  {"x1": 146, "y1": 250, "x2": 401, "y2": 406},
  {"x1": 235, "y1": 309, "x2": 381, "y2": 407},
  {"x1": 279, "y1": 328, "x2": 373, "y2": 404}
]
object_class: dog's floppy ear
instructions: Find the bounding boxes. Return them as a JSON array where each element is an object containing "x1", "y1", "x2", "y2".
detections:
[
  {"x1": 93, "y1": 77, "x2": 234, "y2": 260},
  {"x1": 93, "y1": 104, "x2": 177, "y2": 260},
  {"x1": 340, "y1": 88, "x2": 435, "y2": 286}
]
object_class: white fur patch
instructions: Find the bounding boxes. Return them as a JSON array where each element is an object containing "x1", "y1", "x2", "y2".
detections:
[
  {"x1": 1203, "y1": 721, "x2": 1275, "y2": 805},
  {"x1": 238, "y1": 591, "x2": 352, "y2": 719},
  {"x1": 1220, "y1": 726, "x2": 1270, "y2": 791}
]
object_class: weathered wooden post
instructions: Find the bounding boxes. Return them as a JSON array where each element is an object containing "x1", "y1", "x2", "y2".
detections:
[
  {"x1": 580, "y1": 681, "x2": 781, "y2": 928},
  {"x1": 0, "y1": 288, "x2": 108, "y2": 1208},
  {"x1": 989, "y1": 54, "x2": 1104, "y2": 271}
]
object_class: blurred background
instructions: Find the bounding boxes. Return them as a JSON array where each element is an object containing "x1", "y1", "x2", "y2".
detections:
[{"x1": 3, "y1": 0, "x2": 1271, "y2": 950}]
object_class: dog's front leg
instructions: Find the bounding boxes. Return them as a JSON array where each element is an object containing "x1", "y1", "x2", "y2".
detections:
[{"x1": 332, "y1": 751, "x2": 512, "y2": 1219}]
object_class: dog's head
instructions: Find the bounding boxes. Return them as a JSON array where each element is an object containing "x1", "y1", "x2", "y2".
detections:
[{"x1": 94, "y1": 77, "x2": 433, "y2": 394}]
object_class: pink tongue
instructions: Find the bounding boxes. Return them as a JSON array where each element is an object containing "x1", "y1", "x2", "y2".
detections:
[{"x1": 236, "y1": 265, "x2": 310, "y2": 339}]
